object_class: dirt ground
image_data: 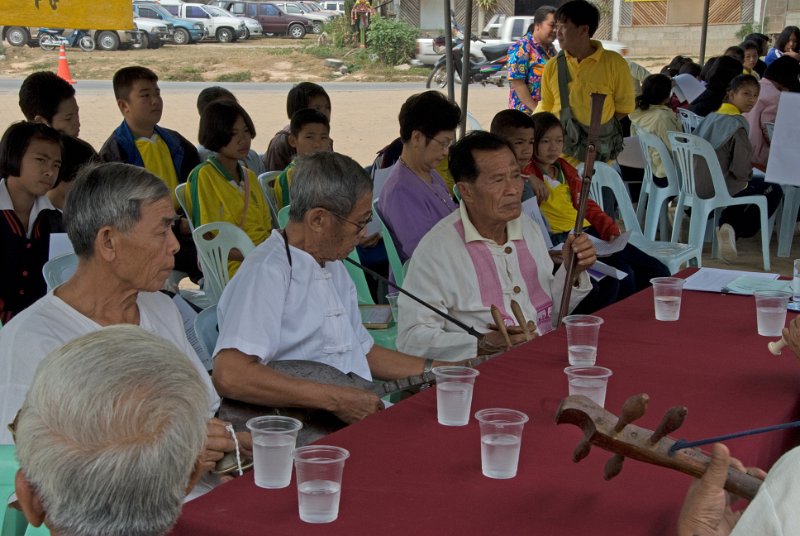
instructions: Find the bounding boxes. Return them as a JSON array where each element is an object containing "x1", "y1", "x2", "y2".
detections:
[{"x1": 0, "y1": 40, "x2": 792, "y2": 276}]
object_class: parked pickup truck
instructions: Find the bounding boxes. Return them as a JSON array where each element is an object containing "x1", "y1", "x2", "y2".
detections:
[
  {"x1": 161, "y1": 1, "x2": 247, "y2": 42},
  {"x1": 133, "y1": 1, "x2": 207, "y2": 44},
  {"x1": 414, "y1": 15, "x2": 629, "y2": 65},
  {"x1": 134, "y1": 18, "x2": 174, "y2": 49}
]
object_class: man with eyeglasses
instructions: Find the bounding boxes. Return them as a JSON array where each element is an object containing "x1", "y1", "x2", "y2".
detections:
[
  {"x1": 212, "y1": 152, "x2": 444, "y2": 427},
  {"x1": 377, "y1": 90, "x2": 461, "y2": 263}
]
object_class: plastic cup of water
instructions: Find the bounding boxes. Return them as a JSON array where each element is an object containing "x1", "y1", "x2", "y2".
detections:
[
  {"x1": 432, "y1": 366, "x2": 479, "y2": 426},
  {"x1": 562, "y1": 314, "x2": 604, "y2": 365},
  {"x1": 474, "y1": 408, "x2": 529, "y2": 479},
  {"x1": 246, "y1": 415, "x2": 303, "y2": 489},
  {"x1": 386, "y1": 292, "x2": 399, "y2": 322},
  {"x1": 792, "y1": 259, "x2": 800, "y2": 302},
  {"x1": 754, "y1": 290, "x2": 791, "y2": 337},
  {"x1": 293, "y1": 445, "x2": 350, "y2": 524},
  {"x1": 564, "y1": 366, "x2": 613, "y2": 407},
  {"x1": 650, "y1": 277, "x2": 685, "y2": 321}
]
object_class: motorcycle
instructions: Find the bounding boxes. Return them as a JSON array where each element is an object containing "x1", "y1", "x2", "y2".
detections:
[
  {"x1": 38, "y1": 28, "x2": 95, "y2": 52},
  {"x1": 425, "y1": 36, "x2": 512, "y2": 89}
]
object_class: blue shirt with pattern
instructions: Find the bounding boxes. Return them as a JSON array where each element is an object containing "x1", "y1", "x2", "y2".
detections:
[{"x1": 506, "y1": 33, "x2": 557, "y2": 112}]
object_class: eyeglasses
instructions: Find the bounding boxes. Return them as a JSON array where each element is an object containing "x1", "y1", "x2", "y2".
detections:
[
  {"x1": 330, "y1": 210, "x2": 373, "y2": 233},
  {"x1": 427, "y1": 136, "x2": 455, "y2": 150}
]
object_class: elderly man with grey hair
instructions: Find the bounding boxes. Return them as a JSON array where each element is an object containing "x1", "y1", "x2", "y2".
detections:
[
  {"x1": 14, "y1": 326, "x2": 209, "y2": 536},
  {"x1": 0, "y1": 162, "x2": 247, "y2": 497},
  {"x1": 213, "y1": 152, "x2": 444, "y2": 424}
]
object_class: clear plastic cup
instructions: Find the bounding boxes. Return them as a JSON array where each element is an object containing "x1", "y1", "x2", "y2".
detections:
[
  {"x1": 792, "y1": 259, "x2": 800, "y2": 302},
  {"x1": 246, "y1": 415, "x2": 303, "y2": 489},
  {"x1": 432, "y1": 366, "x2": 479, "y2": 426},
  {"x1": 474, "y1": 408, "x2": 529, "y2": 479},
  {"x1": 563, "y1": 314, "x2": 604, "y2": 365},
  {"x1": 650, "y1": 277, "x2": 685, "y2": 321},
  {"x1": 754, "y1": 290, "x2": 791, "y2": 337},
  {"x1": 564, "y1": 366, "x2": 613, "y2": 407},
  {"x1": 386, "y1": 292, "x2": 399, "y2": 322},
  {"x1": 293, "y1": 445, "x2": 350, "y2": 524}
]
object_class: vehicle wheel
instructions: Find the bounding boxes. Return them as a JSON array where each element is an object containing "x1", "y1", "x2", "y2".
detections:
[
  {"x1": 133, "y1": 32, "x2": 149, "y2": 49},
  {"x1": 312, "y1": 22, "x2": 322, "y2": 34},
  {"x1": 288, "y1": 23, "x2": 306, "y2": 39},
  {"x1": 96, "y1": 31, "x2": 120, "y2": 51},
  {"x1": 147, "y1": 35, "x2": 163, "y2": 49},
  {"x1": 425, "y1": 64, "x2": 447, "y2": 89},
  {"x1": 173, "y1": 28, "x2": 190, "y2": 45},
  {"x1": 216, "y1": 27, "x2": 234, "y2": 43},
  {"x1": 243, "y1": 27, "x2": 250, "y2": 39},
  {"x1": 78, "y1": 35, "x2": 95, "y2": 52},
  {"x1": 38, "y1": 34, "x2": 58, "y2": 51},
  {"x1": 6, "y1": 26, "x2": 30, "y2": 47}
]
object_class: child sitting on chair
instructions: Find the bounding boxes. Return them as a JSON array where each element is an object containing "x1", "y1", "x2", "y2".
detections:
[
  {"x1": 629, "y1": 74, "x2": 680, "y2": 187},
  {"x1": 693, "y1": 74, "x2": 782, "y2": 262},
  {"x1": 185, "y1": 100, "x2": 272, "y2": 277}
]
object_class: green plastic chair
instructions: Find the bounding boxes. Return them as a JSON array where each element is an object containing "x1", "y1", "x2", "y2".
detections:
[
  {"x1": 371, "y1": 199, "x2": 405, "y2": 287},
  {"x1": 23, "y1": 524, "x2": 48, "y2": 535},
  {"x1": 277, "y1": 205, "x2": 290, "y2": 229},
  {"x1": 1, "y1": 445, "x2": 28, "y2": 536}
]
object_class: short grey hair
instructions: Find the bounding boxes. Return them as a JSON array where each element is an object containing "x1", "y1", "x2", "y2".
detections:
[
  {"x1": 15, "y1": 325, "x2": 209, "y2": 536},
  {"x1": 288, "y1": 152, "x2": 373, "y2": 222},
  {"x1": 63, "y1": 162, "x2": 171, "y2": 258}
]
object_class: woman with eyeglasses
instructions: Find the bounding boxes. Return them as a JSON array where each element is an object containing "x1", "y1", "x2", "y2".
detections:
[{"x1": 376, "y1": 91, "x2": 461, "y2": 263}]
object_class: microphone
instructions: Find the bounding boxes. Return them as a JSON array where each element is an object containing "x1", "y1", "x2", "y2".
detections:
[{"x1": 343, "y1": 257, "x2": 483, "y2": 340}]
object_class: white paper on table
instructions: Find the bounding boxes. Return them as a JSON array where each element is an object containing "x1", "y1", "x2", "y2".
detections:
[
  {"x1": 765, "y1": 92, "x2": 800, "y2": 187},
  {"x1": 521, "y1": 196, "x2": 553, "y2": 249},
  {"x1": 724, "y1": 276, "x2": 791, "y2": 295},
  {"x1": 48, "y1": 233, "x2": 74, "y2": 260},
  {"x1": 549, "y1": 230, "x2": 631, "y2": 257},
  {"x1": 682, "y1": 267, "x2": 779, "y2": 293},
  {"x1": 172, "y1": 293, "x2": 212, "y2": 371}
]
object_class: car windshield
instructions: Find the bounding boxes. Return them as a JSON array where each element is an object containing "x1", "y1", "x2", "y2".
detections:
[
  {"x1": 297, "y1": 3, "x2": 312, "y2": 12},
  {"x1": 145, "y1": 4, "x2": 173, "y2": 17},
  {"x1": 306, "y1": 3, "x2": 322, "y2": 11},
  {"x1": 206, "y1": 6, "x2": 232, "y2": 17}
]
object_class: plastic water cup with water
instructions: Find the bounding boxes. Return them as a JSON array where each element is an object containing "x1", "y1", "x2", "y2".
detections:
[
  {"x1": 294, "y1": 445, "x2": 350, "y2": 524},
  {"x1": 474, "y1": 408, "x2": 529, "y2": 479},
  {"x1": 386, "y1": 292, "x2": 399, "y2": 322},
  {"x1": 564, "y1": 366, "x2": 613, "y2": 407},
  {"x1": 650, "y1": 277, "x2": 685, "y2": 321},
  {"x1": 792, "y1": 259, "x2": 800, "y2": 302},
  {"x1": 754, "y1": 290, "x2": 791, "y2": 337},
  {"x1": 563, "y1": 314, "x2": 603, "y2": 365},
  {"x1": 246, "y1": 415, "x2": 303, "y2": 489},
  {"x1": 432, "y1": 366, "x2": 479, "y2": 426}
]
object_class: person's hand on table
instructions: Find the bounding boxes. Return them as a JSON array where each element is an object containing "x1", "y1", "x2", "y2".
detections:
[
  {"x1": 562, "y1": 233, "x2": 596, "y2": 275},
  {"x1": 329, "y1": 384, "x2": 384, "y2": 424},
  {"x1": 478, "y1": 325, "x2": 531, "y2": 355},
  {"x1": 198, "y1": 418, "x2": 236, "y2": 474},
  {"x1": 677, "y1": 443, "x2": 766, "y2": 536},
  {"x1": 782, "y1": 316, "x2": 800, "y2": 358}
]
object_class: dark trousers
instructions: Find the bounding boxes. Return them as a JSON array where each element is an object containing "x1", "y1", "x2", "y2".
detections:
[{"x1": 719, "y1": 179, "x2": 783, "y2": 239}]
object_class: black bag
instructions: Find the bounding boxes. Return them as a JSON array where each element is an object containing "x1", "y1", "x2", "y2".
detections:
[{"x1": 556, "y1": 51, "x2": 624, "y2": 162}]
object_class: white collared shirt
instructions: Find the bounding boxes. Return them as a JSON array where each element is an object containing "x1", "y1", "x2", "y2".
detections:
[
  {"x1": 0, "y1": 178, "x2": 58, "y2": 238},
  {"x1": 397, "y1": 204, "x2": 591, "y2": 361},
  {"x1": 215, "y1": 230, "x2": 374, "y2": 380}
]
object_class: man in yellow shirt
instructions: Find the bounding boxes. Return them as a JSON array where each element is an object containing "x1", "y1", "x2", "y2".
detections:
[
  {"x1": 538, "y1": 0, "x2": 634, "y2": 164},
  {"x1": 99, "y1": 66, "x2": 201, "y2": 280}
]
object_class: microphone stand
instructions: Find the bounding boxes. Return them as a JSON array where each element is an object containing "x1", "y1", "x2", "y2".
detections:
[
  {"x1": 555, "y1": 93, "x2": 607, "y2": 329},
  {"x1": 343, "y1": 257, "x2": 484, "y2": 340}
]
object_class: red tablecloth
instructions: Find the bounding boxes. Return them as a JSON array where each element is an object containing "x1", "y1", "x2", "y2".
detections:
[{"x1": 172, "y1": 281, "x2": 800, "y2": 535}]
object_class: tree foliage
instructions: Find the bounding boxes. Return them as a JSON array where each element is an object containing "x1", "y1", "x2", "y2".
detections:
[{"x1": 366, "y1": 16, "x2": 419, "y2": 65}]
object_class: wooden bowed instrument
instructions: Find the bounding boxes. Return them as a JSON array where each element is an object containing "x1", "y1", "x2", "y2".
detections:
[
  {"x1": 556, "y1": 393, "x2": 764, "y2": 500},
  {"x1": 556, "y1": 93, "x2": 607, "y2": 329}
]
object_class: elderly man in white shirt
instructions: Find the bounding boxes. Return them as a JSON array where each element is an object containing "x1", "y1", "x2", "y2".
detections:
[
  {"x1": 0, "y1": 163, "x2": 243, "y2": 497},
  {"x1": 397, "y1": 131, "x2": 596, "y2": 361},
  {"x1": 212, "y1": 152, "x2": 446, "y2": 425}
]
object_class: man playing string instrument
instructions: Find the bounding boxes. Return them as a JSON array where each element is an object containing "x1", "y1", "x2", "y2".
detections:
[
  {"x1": 212, "y1": 152, "x2": 446, "y2": 425},
  {"x1": 397, "y1": 132, "x2": 596, "y2": 361}
]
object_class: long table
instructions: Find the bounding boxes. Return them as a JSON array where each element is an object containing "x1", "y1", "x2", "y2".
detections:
[{"x1": 172, "y1": 278, "x2": 800, "y2": 535}]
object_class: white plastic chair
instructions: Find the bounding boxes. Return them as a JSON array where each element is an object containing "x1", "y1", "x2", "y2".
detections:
[
  {"x1": 760, "y1": 121, "x2": 798, "y2": 258},
  {"x1": 42, "y1": 253, "x2": 78, "y2": 291},
  {"x1": 667, "y1": 131, "x2": 771, "y2": 271},
  {"x1": 677, "y1": 108, "x2": 702, "y2": 134},
  {"x1": 636, "y1": 130, "x2": 681, "y2": 241},
  {"x1": 579, "y1": 162, "x2": 701, "y2": 274},
  {"x1": 174, "y1": 183, "x2": 194, "y2": 233},
  {"x1": 192, "y1": 222, "x2": 256, "y2": 304},
  {"x1": 257, "y1": 171, "x2": 281, "y2": 229},
  {"x1": 193, "y1": 304, "x2": 218, "y2": 371}
]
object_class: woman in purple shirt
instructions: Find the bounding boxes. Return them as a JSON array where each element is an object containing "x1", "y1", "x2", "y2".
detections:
[{"x1": 377, "y1": 91, "x2": 461, "y2": 262}]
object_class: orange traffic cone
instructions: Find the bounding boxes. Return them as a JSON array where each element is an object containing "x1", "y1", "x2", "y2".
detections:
[{"x1": 56, "y1": 45, "x2": 76, "y2": 85}]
